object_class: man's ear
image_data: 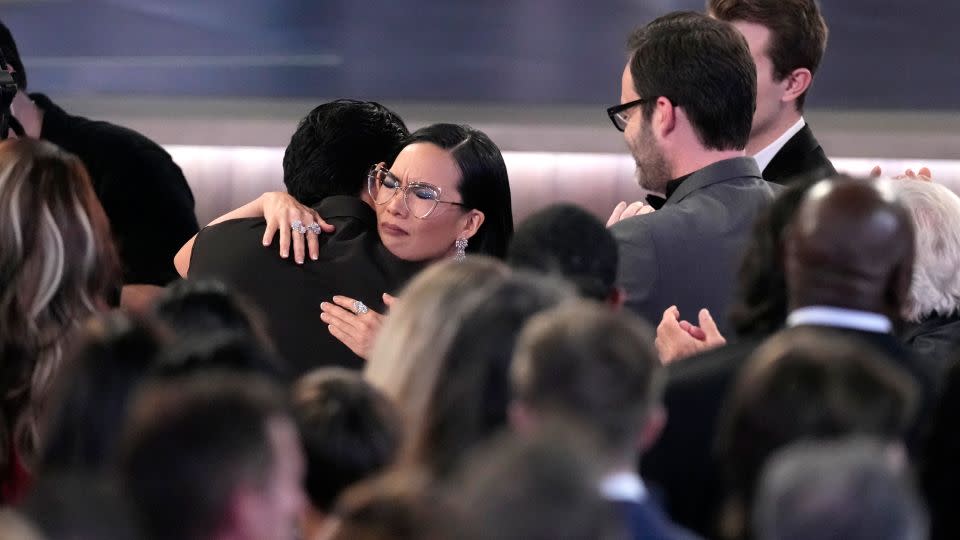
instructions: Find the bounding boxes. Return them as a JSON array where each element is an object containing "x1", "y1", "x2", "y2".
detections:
[
  {"x1": 653, "y1": 96, "x2": 678, "y2": 138},
  {"x1": 781, "y1": 68, "x2": 813, "y2": 105},
  {"x1": 459, "y1": 209, "x2": 485, "y2": 240},
  {"x1": 638, "y1": 405, "x2": 666, "y2": 453}
]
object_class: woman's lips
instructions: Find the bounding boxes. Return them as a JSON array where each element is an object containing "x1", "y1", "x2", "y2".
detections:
[{"x1": 380, "y1": 222, "x2": 408, "y2": 236}]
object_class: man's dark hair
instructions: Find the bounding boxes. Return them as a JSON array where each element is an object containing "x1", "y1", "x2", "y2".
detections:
[
  {"x1": 709, "y1": 0, "x2": 829, "y2": 109},
  {"x1": 120, "y1": 374, "x2": 288, "y2": 540},
  {"x1": 0, "y1": 20, "x2": 27, "y2": 89},
  {"x1": 40, "y1": 313, "x2": 165, "y2": 474},
  {"x1": 405, "y1": 123, "x2": 514, "y2": 258},
  {"x1": 507, "y1": 204, "x2": 618, "y2": 301},
  {"x1": 292, "y1": 368, "x2": 402, "y2": 513},
  {"x1": 152, "y1": 330, "x2": 288, "y2": 381},
  {"x1": 512, "y1": 301, "x2": 662, "y2": 458},
  {"x1": 627, "y1": 11, "x2": 756, "y2": 151},
  {"x1": 717, "y1": 328, "x2": 918, "y2": 538},
  {"x1": 153, "y1": 279, "x2": 273, "y2": 349},
  {"x1": 282, "y1": 99, "x2": 408, "y2": 206}
]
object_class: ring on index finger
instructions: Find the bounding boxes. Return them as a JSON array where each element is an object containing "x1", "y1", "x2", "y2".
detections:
[{"x1": 306, "y1": 222, "x2": 323, "y2": 235}]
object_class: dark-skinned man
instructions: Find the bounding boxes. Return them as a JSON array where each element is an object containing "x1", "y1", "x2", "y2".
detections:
[{"x1": 641, "y1": 177, "x2": 936, "y2": 537}]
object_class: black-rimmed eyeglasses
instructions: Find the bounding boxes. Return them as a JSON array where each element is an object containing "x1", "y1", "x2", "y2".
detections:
[{"x1": 606, "y1": 97, "x2": 649, "y2": 132}]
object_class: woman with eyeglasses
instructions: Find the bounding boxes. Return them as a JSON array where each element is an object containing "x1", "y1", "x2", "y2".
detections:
[{"x1": 177, "y1": 123, "x2": 513, "y2": 360}]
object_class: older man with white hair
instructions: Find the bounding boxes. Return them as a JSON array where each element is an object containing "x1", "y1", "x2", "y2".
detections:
[{"x1": 892, "y1": 178, "x2": 960, "y2": 373}]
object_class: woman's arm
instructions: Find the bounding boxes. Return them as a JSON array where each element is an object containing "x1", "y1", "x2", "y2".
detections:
[{"x1": 173, "y1": 192, "x2": 334, "y2": 277}]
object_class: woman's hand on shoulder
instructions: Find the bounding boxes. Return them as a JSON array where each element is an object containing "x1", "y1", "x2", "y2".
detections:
[{"x1": 259, "y1": 192, "x2": 335, "y2": 264}]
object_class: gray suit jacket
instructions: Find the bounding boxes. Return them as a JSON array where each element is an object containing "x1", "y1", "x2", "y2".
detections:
[{"x1": 611, "y1": 157, "x2": 778, "y2": 335}]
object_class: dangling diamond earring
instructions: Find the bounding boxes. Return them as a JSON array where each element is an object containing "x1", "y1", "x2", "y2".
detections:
[{"x1": 454, "y1": 237, "x2": 468, "y2": 263}]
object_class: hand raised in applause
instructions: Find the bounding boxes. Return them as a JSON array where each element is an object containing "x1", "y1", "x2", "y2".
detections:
[
  {"x1": 870, "y1": 166, "x2": 932, "y2": 181},
  {"x1": 654, "y1": 305, "x2": 726, "y2": 365}
]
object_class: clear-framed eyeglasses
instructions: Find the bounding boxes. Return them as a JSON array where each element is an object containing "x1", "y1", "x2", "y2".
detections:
[{"x1": 366, "y1": 163, "x2": 467, "y2": 219}]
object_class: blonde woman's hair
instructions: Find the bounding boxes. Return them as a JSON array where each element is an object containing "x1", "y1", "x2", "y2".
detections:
[
  {"x1": 890, "y1": 180, "x2": 960, "y2": 322},
  {"x1": 365, "y1": 257, "x2": 510, "y2": 444},
  {"x1": 0, "y1": 138, "x2": 119, "y2": 469}
]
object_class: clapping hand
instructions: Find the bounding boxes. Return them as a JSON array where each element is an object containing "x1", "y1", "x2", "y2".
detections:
[{"x1": 654, "y1": 305, "x2": 727, "y2": 364}]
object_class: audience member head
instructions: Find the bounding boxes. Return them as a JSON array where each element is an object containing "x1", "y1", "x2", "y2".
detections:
[
  {"x1": 153, "y1": 279, "x2": 273, "y2": 348},
  {"x1": 717, "y1": 328, "x2": 917, "y2": 539},
  {"x1": 615, "y1": 11, "x2": 755, "y2": 192},
  {"x1": 292, "y1": 368, "x2": 402, "y2": 538},
  {"x1": 754, "y1": 438, "x2": 926, "y2": 540},
  {"x1": 0, "y1": 19, "x2": 27, "y2": 90},
  {"x1": 283, "y1": 100, "x2": 409, "y2": 206},
  {"x1": 887, "y1": 179, "x2": 960, "y2": 322},
  {"x1": 785, "y1": 177, "x2": 915, "y2": 320},
  {"x1": 449, "y1": 430, "x2": 625, "y2": 540},
  {"x1": 708, "y1": 0, "x2": 828, "y2": 121},
  {"x1": 21, "y1": 472, "x2": 140, "y2": 540},
  {"x1": 370, "y1": 123, "x2": 513, "y2": 261},
  {"x1": 507, "y1": 204, "x2": 621, "y2": 304},
  {"x1": 40, "y1": 313, "x2": 165, "y2": 474},
  {"x1": 322, "y1": 469, "x2": 451, "y2": 540},
  {"x1": 120, "y1": 374, "x2": 306, "y2": 540},
  {"x1": 511, "y1": 301, "x2": 664, "y2": 469},
  {"x1": 0, "y1": 138, "x2": 120, "y2": 474},
  {"x1": 367, "y1": 259, "x2": 574, "y2": 477},
  {"x1": 730, "y1": 176, "x2": 821, "y2": 337},
  {"x1": 152, "y1": 330, "x2": 287, "y2": 381}
]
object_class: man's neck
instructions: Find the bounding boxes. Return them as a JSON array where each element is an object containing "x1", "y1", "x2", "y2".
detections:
[
  {"x1": 746, "y1": 110, "x2": 803, "y2": 156},
  {"x1": 670, "y1": 149, "x2": 746, "y2": 179}
]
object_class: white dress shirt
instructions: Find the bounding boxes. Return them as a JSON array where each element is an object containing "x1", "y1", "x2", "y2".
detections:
[
  {"x1": 600, "y1": 470, "x2": 648, "y2": 504},
  {"x1": 753, "y1": 117, "x2": 806, "y2": 173},
  {"x1": 786, "y1": 305, "x2": 893, "y2": 334}
]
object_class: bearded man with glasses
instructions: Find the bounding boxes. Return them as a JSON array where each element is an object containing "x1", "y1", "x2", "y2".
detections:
[{"x1": 605, "y1": 11, "x2": 779, "y2": 337}]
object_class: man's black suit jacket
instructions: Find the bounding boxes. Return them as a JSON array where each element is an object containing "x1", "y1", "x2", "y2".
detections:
[
  {"x1": 640, "y1": 325, "x2": 937, "y2": 538},
  {"x1": 188, "y1": 196, "x2": 424, "y2": 376},
  {"x1": 762, "y1": 124, "x2": 837, "y2": 186}
]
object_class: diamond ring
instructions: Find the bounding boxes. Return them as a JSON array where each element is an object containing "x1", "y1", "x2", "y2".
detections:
[
  {"x1": 291, "y1": 220, "x2": 307, "y2": 234},
  {"x1": 352, "y1": 300, "x2": 369, "y2": 315},
  {"x1": 306, "y1": 222, "x2": 323, "y2": 234}
]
